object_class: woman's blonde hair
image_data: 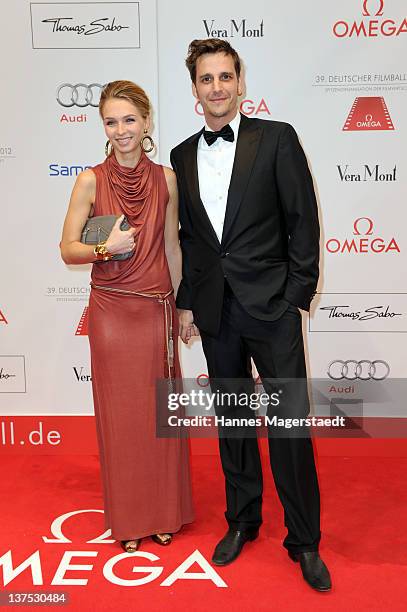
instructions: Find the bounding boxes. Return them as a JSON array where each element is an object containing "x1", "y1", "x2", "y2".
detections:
[{"x1": 99, "y1": 80, "x2": 150, "y2": 118}]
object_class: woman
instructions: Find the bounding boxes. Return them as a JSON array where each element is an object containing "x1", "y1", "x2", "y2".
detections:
[{"x1": 60, "y1": 80, "x2": 194, "y2": 552}]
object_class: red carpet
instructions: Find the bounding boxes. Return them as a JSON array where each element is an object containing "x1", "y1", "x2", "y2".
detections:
[{"x1": 1, "y1": 447, "x2": 407, "y2": 611}]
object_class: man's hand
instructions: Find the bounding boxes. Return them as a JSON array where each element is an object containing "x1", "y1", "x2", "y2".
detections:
[{"x1": 178, "y1": 309, "x2": 200, "y2": 344}]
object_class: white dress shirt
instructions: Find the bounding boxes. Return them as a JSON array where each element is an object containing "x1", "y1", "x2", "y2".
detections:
[{"x1": 197, "y1": 113, "x2": 241, "y2": 242}]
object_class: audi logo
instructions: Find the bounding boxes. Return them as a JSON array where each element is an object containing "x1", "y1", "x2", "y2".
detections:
[
  {"x1": 56, "y1": 83, "x2": 105, "y2": 108},
  {"x1": 327, "y1": 360, "x2": 390, "y2": 381}
]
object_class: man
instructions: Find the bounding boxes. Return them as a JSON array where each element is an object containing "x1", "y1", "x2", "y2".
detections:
[{"x1": 170, "y1": 39, "x2": 331, "y2": 592}]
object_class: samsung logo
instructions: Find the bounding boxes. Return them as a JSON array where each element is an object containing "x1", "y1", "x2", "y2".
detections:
[{"x1": 49, "y1": 164, "x2": 91, "y2": 176}]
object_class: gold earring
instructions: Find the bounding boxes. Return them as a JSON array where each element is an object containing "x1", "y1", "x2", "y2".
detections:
[
  {"x1": 140, "y1": 129, "x2": 155, "y2": 153},
  {"x1": 105, "y1": 140, "x2": 112, "y2": 157}
]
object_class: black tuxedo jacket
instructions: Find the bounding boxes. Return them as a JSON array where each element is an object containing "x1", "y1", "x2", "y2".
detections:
[{"x1": 170, "y1": 113, "x2": 320, "y2": 337}]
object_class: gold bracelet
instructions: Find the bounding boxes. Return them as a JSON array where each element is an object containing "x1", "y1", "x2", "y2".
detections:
[{"x1": 93, "y1": 241, "x2": 113, "y2": 261}]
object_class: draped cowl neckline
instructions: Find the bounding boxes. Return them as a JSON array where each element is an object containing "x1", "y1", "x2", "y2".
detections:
[{"x1": 104, "y1": 151, "x2": 154, "y2": 230}]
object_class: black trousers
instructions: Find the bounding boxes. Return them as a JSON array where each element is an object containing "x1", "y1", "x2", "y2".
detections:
[{"x1": 200, "y1": 284, "x2": 321, "y2": 553}]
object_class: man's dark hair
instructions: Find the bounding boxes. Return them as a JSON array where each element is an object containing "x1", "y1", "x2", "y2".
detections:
[{"x1": 185, "y1": 38, "x2": 241, "y2": 83}]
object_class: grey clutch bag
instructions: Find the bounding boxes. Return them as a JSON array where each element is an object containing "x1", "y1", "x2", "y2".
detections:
[{"x1": 81, "y1": 215, "x2": 133, "y2": 261}]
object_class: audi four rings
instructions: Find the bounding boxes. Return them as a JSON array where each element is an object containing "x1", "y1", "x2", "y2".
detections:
[
  {"x1": 56, "y1": 83, "x2": 105, "y2": 108},
  {"x1": 327, "y1": 360, "x2": 390, "y2": 380}
]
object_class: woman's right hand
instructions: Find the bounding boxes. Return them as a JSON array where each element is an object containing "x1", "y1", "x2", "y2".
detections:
[{"x1": 105, "y1": 215, "x2": 137, "y2": 255}]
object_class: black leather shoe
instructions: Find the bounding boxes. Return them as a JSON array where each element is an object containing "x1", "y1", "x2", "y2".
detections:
[
  {"x1": 288, "y1": 551, "x2": 332, "y2": 592},
  {"x1": 212, "y1": 528, "x2": 259, "y2": 566}
]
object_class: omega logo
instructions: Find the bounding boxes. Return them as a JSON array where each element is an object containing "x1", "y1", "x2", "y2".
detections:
[
  {"x1": 194, "y1": 98, "x2": 271, "y2": 117},
  {"x1": 326, "y1": 218, "x2": 400, "y2": 254},
  {"x1": 333, "y1": 0, "x2": 407, "y2": 38},
  {"x1": 0, "y1": 310, "x2": 8, "y2": 324},
  {"x1": 362, "y1": 0, "x2": 384, "y2": 17},
  {"x1": 42, "y1": 509, "x2": 114, "y2": 544},
  {"x1": 353, "y1": 217, "x2": 373, "y2": 236},
  {"x1": 197, "y1": 374, "x2": 210, "y2": 387},
  {"x1": 0, "y1": 509, "x2": 227, "y2": 588}
]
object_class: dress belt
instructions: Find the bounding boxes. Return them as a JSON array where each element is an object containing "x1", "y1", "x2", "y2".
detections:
[{"x1": 90, "y1": 283, "x2": 175, "y2": 382}]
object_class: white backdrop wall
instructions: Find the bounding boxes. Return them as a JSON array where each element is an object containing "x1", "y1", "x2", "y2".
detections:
[{"x1": 1, "y1": 1, "x2": 406, "y2": 435}]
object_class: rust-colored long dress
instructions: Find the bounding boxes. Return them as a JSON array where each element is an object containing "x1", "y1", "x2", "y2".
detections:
[{"x1": 88, "y1": 151, "x2": 194, "y2": 541}]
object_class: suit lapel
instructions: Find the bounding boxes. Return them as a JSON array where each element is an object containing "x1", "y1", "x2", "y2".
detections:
[
  {"x1": 183, "y1": 133, "x2": 221, "y2": 248},
  {"x1": 221, "y1": 114, "x2": 263, "y2": 245}
]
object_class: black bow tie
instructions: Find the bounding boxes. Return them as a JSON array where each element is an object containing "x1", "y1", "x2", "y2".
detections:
[{"x1": 203, "y1": 124, "x2": 234, "y2": 146}]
